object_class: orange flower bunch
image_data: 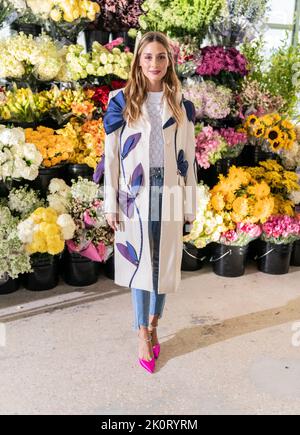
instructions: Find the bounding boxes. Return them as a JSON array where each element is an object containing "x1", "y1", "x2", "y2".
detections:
[{"x1": 25, "y1": 126, "x2": 75, "y2": 168}]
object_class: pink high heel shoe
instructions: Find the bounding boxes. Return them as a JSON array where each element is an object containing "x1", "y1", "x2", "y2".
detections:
[
  {"x1": 149, "y1": 326, "x2": 160, "y2": 359},
  {"x1": 138, "y1": 334, "x2": 155, "y2": 373}
]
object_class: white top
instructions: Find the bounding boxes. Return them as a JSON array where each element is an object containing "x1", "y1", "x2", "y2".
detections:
[{"x1": 146, "y1": 91, "x2": 164, "y2": 168}]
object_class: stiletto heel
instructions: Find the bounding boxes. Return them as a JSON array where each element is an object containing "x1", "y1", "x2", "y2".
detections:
[
  {"x1": 138, "y1": 334, "x2": 155, "y2": 373},
  {"x1": 149, "y1": 326, "x2": 160, "y2": 359}
]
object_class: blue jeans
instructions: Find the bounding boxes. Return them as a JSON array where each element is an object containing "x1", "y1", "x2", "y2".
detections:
[{"x1": 131, "y1": 167, "x2": 166, "y2": 330}]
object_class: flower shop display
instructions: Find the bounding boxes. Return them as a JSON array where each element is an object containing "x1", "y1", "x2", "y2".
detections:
[
  {"x1": 195, "y1": 46, "x2": 249, "y2": 86},
  {"x1": 17, "y1": 206, "x2": 76, "y2": 290},
  {"x1": 241, "y1": 38, "x2": 300, "y2": 119},
  {"x1": 0, "y1": 32, "x2": 66, "y2": 84},
  {"x1": 0, "y1": 125, "x2": 43, "y2": 183},
  {"x1": 25, "y1": 126, "x2": 75, "y2": 167},
  {"x1": 256, "y1": 215, "x2": 300, "y2": 275},
  {"x1": 208, "y1": 0, "x2": 269, "y2": 46},
  {"x1": 91, "y1": 1, "x2": 144, "y2": 32},
  {"x1": 63, "y1": 39, "x2": 133, "y2": 82},
  {"x1": 7, "y1": 185, "x2": 45, "y2": 218},
  {"x1": 0, "y1": 86, "x2": 52, "y2": 124},
  {"x1": 210, "y1": 165, "x2": 275, "y2": 230},
  {"x1": 210, "y1": 223, "x2": 262, "y2": 277},
  {"x1": 139, "y1": 0, "x2": 226, "y2": 44},
  {"x1": 12, "y1": 0, "x2": 101, "y2": 43},
  {"x1": 236, "y1": 79, "x2": 286, "y2": 121},
  {"x1": 182, "y1": 78, "x2": 234, "y2": 122},
  {"x1": 48, "y1": 178, "x2": 113, "y2": 286},
  {"x1": 244, "y1": 113, "x2": 297, "y2": 162},
  {"x1": 182, "y1": 183, "x2": 224, "y2": 270},
  {"x1": 0, "y1": 206, "x2": 32, "y2": 294},
  {"x1": 246, "y1": 160, "x2": 299, "y2": 216}
]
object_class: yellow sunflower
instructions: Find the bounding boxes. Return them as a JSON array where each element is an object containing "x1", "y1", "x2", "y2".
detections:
[
  {"x1": 245, "y1": 114, "x2": 258, "y2": 129},
  {"x1": 264, "y1": 125, "x2": 281, "y2": 143},
  {"x1": 253, "y1": 122, "x2": 265, "y2": 138}
]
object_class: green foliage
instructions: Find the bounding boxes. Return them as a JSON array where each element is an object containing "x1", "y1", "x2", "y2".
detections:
[
  {"x1": 139, "y1": 0, "x2": 226, "y2": 43},
  {"x1": 241, "y1": 37, "x2": 300, "y2": 119}
]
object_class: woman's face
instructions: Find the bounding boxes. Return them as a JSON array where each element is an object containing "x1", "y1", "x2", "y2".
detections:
[{"x1": 139, "y1": 41, "x2": 170, "y2": 86}]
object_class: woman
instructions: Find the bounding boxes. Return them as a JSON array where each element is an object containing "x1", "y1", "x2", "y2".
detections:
[{"x1": 103, "y1": 31, "x2": 198, "y2": 373}]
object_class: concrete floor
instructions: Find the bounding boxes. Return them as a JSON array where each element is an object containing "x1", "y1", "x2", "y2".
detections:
[{"x1": 1, "y1": 262, "x2": 300, "y2": 415}]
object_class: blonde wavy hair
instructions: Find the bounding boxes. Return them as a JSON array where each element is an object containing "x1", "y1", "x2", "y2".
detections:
[{"x1": 123, "y1": 31, "x2": 184, "y2": 127}]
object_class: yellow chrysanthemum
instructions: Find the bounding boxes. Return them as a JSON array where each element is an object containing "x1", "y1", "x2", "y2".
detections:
[
  {"x1": 253, "y1": 198, "x2": 274, "y2": 222},
  {"x1": 232, "y1": 197, "x2": 249, "y2": 217},
  {"x1": 211, "y1": 193, "x2": 225, "y2": 212},
  {"x1": 247, "y1": 181, "x2": 270, "y2": 199}
]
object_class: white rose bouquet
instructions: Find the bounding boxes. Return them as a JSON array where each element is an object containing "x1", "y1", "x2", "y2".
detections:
[{"x1": 0, "y1": 125, "x2": 43, "y2": 181}]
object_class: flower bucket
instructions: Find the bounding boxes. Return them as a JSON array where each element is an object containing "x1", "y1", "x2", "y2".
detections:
[
  {"x1": 22, "y1": 255, "x2": 59, "y2": 291},
  {"x1": 255, "y1": 240, "x2": 292, "y2": 274},
  {"x1": 253, "y1": 146, "x2": 281, "y2": 166},
  {"x1": 111, "y1": 31, "x2": 136, "y2": 52},
  {"x1": 10, "y1": 23, "x2": 42, "y2": 36},
  {"x1": 215, "y1": 158, "x2": 236, "y2": 178},
  {"x1": 0, "y1": 277, "x2": 20, "y2": 295},
  {"x1": 197, "y1": 166, "x2": 217, "y2": 188},
  {"x1": 84, "y1": 30, "x2": 111, "y2": 51},
  {"x1": 103, "y1": 253, "x2": 115, "y2": 280},
  {"x1": 181, "y1": 243, "x2": 207, "y2": 271},
  {"x1": 65, "y1": 164, "x2": 94, "y2": 186},
  {"x1": 247, "y1": 239, "x2": 260, "y2": 262},
  {"x1": 210, "y1": 243, "x2": 248, "y2": 277},
  {"x1": 60, "y1": 251, "x2": 99, "y2": 286},
  {"x1": 32, "y1": 164, "x2": 66, "y2": 197},
  {"x1": 291, "y1": 240, "x2": 300, "y2": 267}
]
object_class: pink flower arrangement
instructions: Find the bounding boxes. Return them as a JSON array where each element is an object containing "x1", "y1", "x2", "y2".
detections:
[
  {"x1": 183, "y1": 79, "x2": 233, "y2": 120},
  {"x1": 195, "y1": 126, "x2": 226, "y2": 169},
  {"x1": 196, "y1": 46, "x2": 248, "y2": 77},
  {"x1": 218, "y1": 128, "x2": 247, "y2": 148},
  {"x1": 261, "y1": 215, "x2": 300, "y2": 244},
  {"x1": 220, "y1": 223, "x2": 262, "y2": 246}
]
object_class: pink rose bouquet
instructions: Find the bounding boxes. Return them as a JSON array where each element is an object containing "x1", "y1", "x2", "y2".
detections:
[
  {"x1": 220, "y1": 223, "x2": 262, "y2": 246},
  {"x1": 195, "y1": 126, "x2": 227, "y2": 169},
  {"x1": 261, "y1": 215, "x2": 300, "y2": 244}
]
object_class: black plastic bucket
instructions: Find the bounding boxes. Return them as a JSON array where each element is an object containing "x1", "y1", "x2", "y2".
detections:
[
  {"x1": 0, "y1": 277, "x2": 20, "y2": 295},
  {"x1": 210, "y1": 243, "x2": 248, "y2": 277},
  {"x1": 65, "y1": 164, "x2": 94, "y2": 186},
  {"x1": 61, "y1": 251, "x2": 99, "y2": 286},
  {"x1": 253, "y1": 146, "x2": 281, "y2": 166},
  {"x1": 215, "y1": 158, "x2": 236, "y2": 177},
  {"x1": 256, "y1": 240, "x2": 292, "y2": 274},
  {"x1": 103, "y1": 254, "x2": 115, "y2": 280},
  {"x1": 32, "y1": 164, "x2": 66, "y2": 197},
  {"x1": 291, "y1": 240, "x2": 300, "y2": 266},
  {"x1": 181, "y1": 243, "x2": 207, "y2": 271},
  {"x1": 84, "y1": 30, "x2": 111, "y2": 51},
  {"x1": 22, "y1": 255, "x2": 59, "y2": 291}
]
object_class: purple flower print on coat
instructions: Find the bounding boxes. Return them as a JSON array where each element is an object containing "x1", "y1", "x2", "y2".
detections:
[
  {"x1": 116, "y1": 241, "x2": 139, "y2": 266},
  {"x1": 163, "y1": 117, "x2": 176, "y2": 129},
  {"x1": 130, "y1": 163, "x2": 144, "y2": 196},
  {"x1": 117, "y1": 190, "x2": 136, "y2": 218},
  {"x1": 121, "y1": 133, "x2": 142, "y2": 160}
]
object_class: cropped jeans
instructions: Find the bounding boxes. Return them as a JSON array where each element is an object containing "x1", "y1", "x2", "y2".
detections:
[{"x1": 131, "y1": 167, "x2": 166, "y2": 331}]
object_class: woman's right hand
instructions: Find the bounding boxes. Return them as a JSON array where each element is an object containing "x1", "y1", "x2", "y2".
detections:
[{"x1": 105, "y1": 212, "x2": 119, "y2": 231}]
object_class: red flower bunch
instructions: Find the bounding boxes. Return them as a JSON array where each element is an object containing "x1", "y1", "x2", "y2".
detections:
[
  {"x1": 196, "y1": 46, "x2": 248, "y2": 77},
  {"x1": 89, "y1": 80, "x2": 127, "y2": 112}
]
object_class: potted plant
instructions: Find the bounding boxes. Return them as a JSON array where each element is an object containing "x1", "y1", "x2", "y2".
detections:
[
  {"x1": 256, "y1": 215, "x2": 300, "y2": 275},
  {"x1": 0, "y1": 206, "x2": 32, "y2": 295},
  {"x1": 17, "y1": 206, "x2": 75, "y2": 290}
]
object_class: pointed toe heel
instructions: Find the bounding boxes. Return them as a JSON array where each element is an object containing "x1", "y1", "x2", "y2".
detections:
[
  {"x1": 139, "y1": 357, "x2": 155, "y2": 373},
  {"x1": 152, "y1": 343, "x2": 160, "y2": 359}
]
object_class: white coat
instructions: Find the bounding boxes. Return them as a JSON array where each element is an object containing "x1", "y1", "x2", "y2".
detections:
[{"x1": 103, "y1": 87, "x2": 198, "y2": 294}]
